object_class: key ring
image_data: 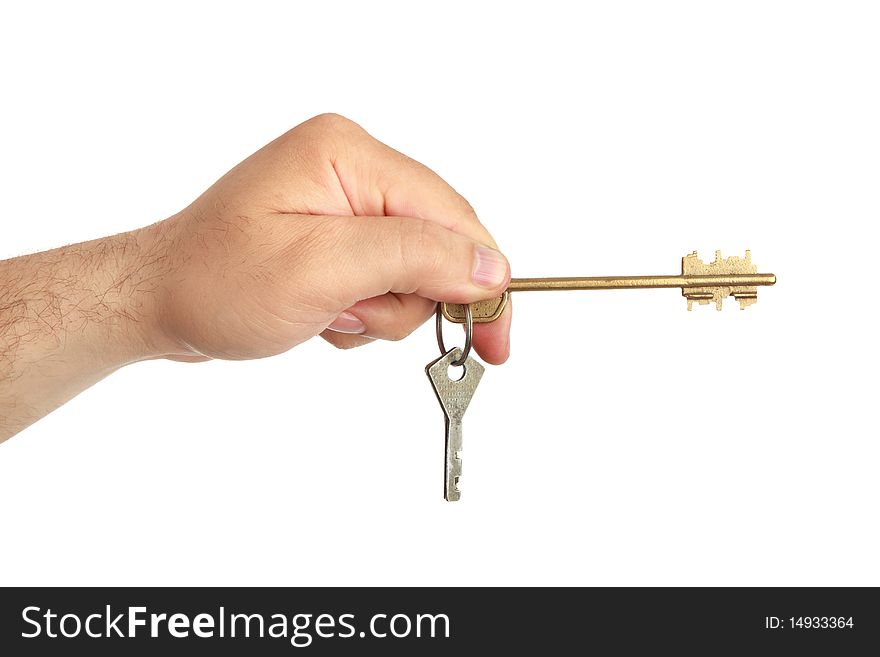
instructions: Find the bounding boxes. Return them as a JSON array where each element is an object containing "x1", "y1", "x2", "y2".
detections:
[{"x1": 436, "y1": 302, "x2": 472, "y2": 367}]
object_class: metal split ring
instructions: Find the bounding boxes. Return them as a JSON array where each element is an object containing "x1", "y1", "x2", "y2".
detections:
[{"x1": 436, "y1": 302, "x2": 472, "y2": 367}]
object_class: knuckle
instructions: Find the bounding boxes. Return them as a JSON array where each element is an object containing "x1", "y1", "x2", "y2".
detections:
[
  {"x1": 276, "y1": 114, "x2": 365, "y2": 162},
  {"x1": 305, "y1": 113, "x2": 363, "y2": 138}
]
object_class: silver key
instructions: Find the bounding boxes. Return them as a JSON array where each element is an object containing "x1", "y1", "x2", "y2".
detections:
[{"x1": 426, "y1": 347, "x2": 484, "y2": 501}]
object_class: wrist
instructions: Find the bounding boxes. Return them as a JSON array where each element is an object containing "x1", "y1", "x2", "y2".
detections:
[
  {"x1": 67, "y1": 225, "x2": 170, "y2": 366},
  {"x1": 118, "y1": 219, "x2": 193, "y2": 362}
]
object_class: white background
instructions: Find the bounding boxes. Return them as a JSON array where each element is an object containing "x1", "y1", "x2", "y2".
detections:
[{"x1": 1, "y1": 1, "x2": 877, "y2": 586}]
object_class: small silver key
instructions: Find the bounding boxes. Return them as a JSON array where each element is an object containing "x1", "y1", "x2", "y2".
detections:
[{"x1": 426, "y1": 347, "x2": 484, "y2": 501}]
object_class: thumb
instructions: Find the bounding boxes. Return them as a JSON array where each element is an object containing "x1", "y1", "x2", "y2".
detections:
[{"x1": 303, "y1": 215, "x2": 510, "y2": 308}]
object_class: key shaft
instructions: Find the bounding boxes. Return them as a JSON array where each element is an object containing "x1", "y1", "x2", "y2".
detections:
[
  {"x1": 442, "y1": 250, "x2": 777, "y2": 322},
  {"x1": 508, "y1": 273, "x2": 776, "y2": 291}
]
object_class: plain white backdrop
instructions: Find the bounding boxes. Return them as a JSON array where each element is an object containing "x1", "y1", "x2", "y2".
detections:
[{"x1": 0, "y1": 1, "x2": 877, "y2": 586}]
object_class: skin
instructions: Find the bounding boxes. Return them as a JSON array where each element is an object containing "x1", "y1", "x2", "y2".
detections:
[{"x1": 0, "y1": 114, "x2": 512, "y2": 442}]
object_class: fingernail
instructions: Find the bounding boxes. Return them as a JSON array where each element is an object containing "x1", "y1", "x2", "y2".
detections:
[
  {"x1": 473, "y1": 246, "x2": 509, "y2": 289},
  {"x1": 328, "y1": 311, "x2": 366, "y2": 334}
]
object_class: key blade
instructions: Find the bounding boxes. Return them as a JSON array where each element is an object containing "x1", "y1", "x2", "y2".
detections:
[
  {"x1": 682, "y1": 249, "x2": 761, "y2": 310},
  {"x1": 426, "y1": 348, "x2": 484, "y2": 501},
  {"x1": 444, "y1": 417, "x2": 463, "y2": 501}
]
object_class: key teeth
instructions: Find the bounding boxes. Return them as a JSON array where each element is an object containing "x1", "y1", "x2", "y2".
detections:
[
  {"x1": 682, "y1": 250, "x2": 760, "y2": 311},
  {"x1": 445, "y1": 463, "x2": 462, "y2": 502},
  {"x1": 734, "y1": 292, "x2": 758, "y2": 310},
  {"x1": 446, "y1": 454, "x2": 462, "y2": 501}
]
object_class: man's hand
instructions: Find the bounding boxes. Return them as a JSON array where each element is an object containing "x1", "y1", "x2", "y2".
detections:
[
  {"x1": 153, "y1": 113, "x2": 511, "y2": 362},
  {"x1": 0, "y1": 114, "x2": 511, "y2": 440}
]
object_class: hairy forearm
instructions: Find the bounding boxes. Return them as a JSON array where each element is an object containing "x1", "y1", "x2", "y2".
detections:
[{"x1": 0, "y1": 226, "x2": 170, "y2": 441}]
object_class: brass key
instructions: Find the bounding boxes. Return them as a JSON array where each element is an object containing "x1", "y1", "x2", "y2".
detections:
[{"x1": 442, "y1": 250, "x2": 776, "y2": 323}]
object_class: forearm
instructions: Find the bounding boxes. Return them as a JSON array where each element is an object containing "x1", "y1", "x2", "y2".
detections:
[{"x1": 0, "y1": 226, "x2": 170, "y2": 441}]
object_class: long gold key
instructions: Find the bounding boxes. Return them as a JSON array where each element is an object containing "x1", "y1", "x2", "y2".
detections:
[{"x1": 442, "y1": 250, "x2": 776, "y2": 323}]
